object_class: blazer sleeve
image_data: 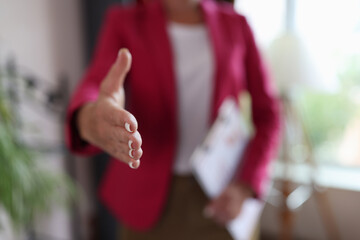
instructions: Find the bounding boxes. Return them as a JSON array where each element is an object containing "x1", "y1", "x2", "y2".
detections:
[
  {"x1": 234, "y1": 16, "x2": 281, "y2": 198},
  {"x1": 65, "y1": 7, "x2": 123, "y2": 156}
]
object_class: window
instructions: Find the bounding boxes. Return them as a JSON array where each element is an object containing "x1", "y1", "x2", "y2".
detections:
[{"x1": 236, "y1": 0, "x2": 360, "y2": 167}]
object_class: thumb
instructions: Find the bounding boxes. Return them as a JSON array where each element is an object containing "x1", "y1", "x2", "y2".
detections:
[{"x1": 100, "y1": 48, "x2": 132, "y2": 96}]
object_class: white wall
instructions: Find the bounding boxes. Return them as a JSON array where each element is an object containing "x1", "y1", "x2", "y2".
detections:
[
  {"x1": 0, "y1": 0, "x2": 84, "y2": 88},
  {"x1": 0, "y1": 1, "x2": 92, "y2": 239}
]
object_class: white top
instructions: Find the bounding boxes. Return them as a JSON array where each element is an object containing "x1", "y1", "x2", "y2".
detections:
[{"x1": 167, "y1": 22, "x2": 215, "y2": 175}]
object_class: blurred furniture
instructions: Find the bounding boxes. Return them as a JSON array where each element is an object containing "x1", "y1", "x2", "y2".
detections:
[
  {"x1": 279, "y1": 95, "x2": 340, "y2": 240},
  {"x1": 266, "y1": 0, "x2": 341, "y2": 239}
]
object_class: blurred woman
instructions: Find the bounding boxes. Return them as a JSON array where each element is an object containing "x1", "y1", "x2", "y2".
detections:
[{"x1": 66, "y1": 0, "x2": 281, "y2": 239}]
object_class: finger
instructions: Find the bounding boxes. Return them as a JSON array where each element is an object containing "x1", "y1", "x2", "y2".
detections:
[
  {"x1": 103, "y1": 104, "x2": 138, "y2": 131},
  {"x1": 204, "y1": 200, "x2": 220, "y2": 219},
  {"x1": 100, "y1": 48, "x2": 132, "y2": 96},
  {"x1": 215, "y1": 205, "x2": 234, "y2": 223},
  {"x1": 213, "y1": 197, "x2": 244, "y2": 223},
  {"x1": 106, "y1": 127, "x2": 142, "y2": 149},
  {"x1": 212, "y1": 204, "x2": 232, "y2": 225},
  {"x1": 203, "y1": 205, "x2": 215, "y2": 219},
  {"x1": 214, "y1": 214, "x2": 230, "y2": 225},
  {"x1": 112, "y1": 149, "x2": 142, "y2": 169},
  {"x1": 204, "y1": 193, "x2": 228, "y2": 218},
  {"x1": 129, "y1": 159, "x2": 141, "y2": 169},
  {"x1": 211, "y1": 202, "x2": 227, "y2": 220},
  {"x1": 205, "y1": 204, "x2": 228, "y2": 225},
  {"x1": 130, "y1": 147, "x2": 143, "y2": 160},
  {"x1": 209, "y1": 193, "x2": 227, "y2": 212},
  {"x1": 129, "y1": 131, "x2": 142, "y2": 150},
  {"x1": 102, "y1": 140, "x2": 141, "y2": 168},
  {"x1": 103, "y1": 136, "x2": 142, "y2": 159}
]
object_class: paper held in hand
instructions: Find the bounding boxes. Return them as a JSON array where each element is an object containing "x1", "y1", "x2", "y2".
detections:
[{"x1": 190, "y1": 98, "x2": 264, "y2": 240}]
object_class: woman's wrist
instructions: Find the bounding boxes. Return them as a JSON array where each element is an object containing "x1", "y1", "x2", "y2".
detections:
[{"x1": 76, "y1": 102, "x2": 96, "y2": 143}]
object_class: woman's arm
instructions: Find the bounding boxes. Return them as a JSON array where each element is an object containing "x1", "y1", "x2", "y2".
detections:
[
  {"x1": 65, "y1": 7, "x2": 143, "y2": 169},
  {"x1": 233, "y1": 16, "x2": 281, "y2": 198}
]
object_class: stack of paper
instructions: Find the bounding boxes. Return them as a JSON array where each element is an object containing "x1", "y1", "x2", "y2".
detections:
[{"x1": 191, "y1": 98, "x2": 264, "y2": 240}]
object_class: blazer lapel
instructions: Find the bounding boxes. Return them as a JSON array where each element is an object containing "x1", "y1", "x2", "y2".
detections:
[
  {"x1": 144, "y1": 1, "x2": 178, "y2": 140},
  {"x1": 143, "y1": 0, "x2": 229, "y2": 132}
]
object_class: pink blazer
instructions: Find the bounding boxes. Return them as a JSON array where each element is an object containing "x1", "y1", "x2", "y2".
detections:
[{"x1": 66, "y1": 0, "x2": 281, "y2": 231}]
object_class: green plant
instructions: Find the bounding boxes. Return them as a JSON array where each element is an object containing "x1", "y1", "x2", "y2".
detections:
[{"x1": 0, "y1": 72, "x2": 75, "y2": 230}]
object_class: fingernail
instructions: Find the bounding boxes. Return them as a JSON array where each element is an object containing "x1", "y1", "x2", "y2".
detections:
[
  {"x1": 129, "y1": 160, "x2": 140, "y2": 169},
  {"x1": 118, "y1": 48, "x2": 131, "y2": 57},
  {"x1": 118, "y1": 48, "x2": 126, "y2": 56},
  {"x1": 129, "y1": 149, "x2": 134, "y2": 158},
  {"x1": 128, "y1": 140, "x2": 134, "y2": 149},
  {"x1": 125, "y1": 122, "x2": 133, "y2": 133},
  {"x1": 203, "y1": 207, "x2": 214, "y2": 218}
]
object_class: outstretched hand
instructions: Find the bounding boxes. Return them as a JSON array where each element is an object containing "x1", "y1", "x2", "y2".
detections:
[{"x1": 77, "y1": 48, "x2": 143, "y2": 169}]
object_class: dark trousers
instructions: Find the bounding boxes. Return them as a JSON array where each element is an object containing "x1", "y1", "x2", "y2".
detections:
[{"x1": 120, "y1": 175, "x2": 233, "y2": 240}]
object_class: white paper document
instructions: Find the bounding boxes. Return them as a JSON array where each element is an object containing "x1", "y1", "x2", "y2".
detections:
[{"x1": 191, "y1": 98, "x2": 264, "y2": 240}]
